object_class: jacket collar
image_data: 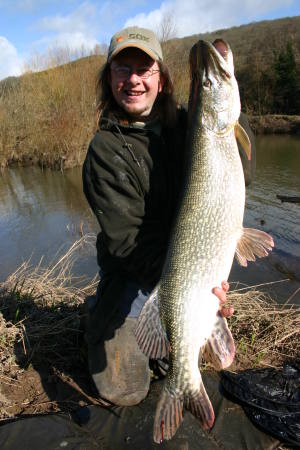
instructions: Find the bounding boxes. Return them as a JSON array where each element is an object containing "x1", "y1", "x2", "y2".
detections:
[{"x1": 98, "y1": 109, "x2": 161, "y2": 135}]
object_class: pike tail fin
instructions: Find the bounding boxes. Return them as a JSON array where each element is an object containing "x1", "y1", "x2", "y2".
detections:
[
  {"x1": 154, "y1": 383, "x2": 214, "y2": 443},
  {"x1": 184, "y1": 384, "x2": 215, "y2": 430},
  {"x1": 153, "y1": 389, "x2": 183, "y2": 443}
]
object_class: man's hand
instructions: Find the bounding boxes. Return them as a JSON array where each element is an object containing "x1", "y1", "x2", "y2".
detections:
[{"x1": 212, "y1": 281, "x2": 234, "y2": 318}]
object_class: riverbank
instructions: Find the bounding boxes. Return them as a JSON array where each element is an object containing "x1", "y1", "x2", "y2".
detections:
[
  {"x1": 0, "y1": 238, "x2": 300, "y2": 421},
  {"x1": 248, "y1": 114, "x2": 300, "y2": 135},
  {"x1": 1, "y1": 114, "x2": 299, "y2": 171}
]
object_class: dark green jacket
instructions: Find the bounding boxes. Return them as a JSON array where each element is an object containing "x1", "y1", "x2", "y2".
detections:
[{"x1": 82, "y1": 109, "x2": 255, "y2": 290}]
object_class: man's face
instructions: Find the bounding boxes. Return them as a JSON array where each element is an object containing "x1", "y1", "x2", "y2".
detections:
[{"x1": 109, "y1": 47, "x2": 164, "y2": 119}]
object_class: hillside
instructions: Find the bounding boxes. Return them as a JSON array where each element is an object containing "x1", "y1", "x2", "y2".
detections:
[
  {"x1": 169, "y1": 16, "x2": 300, "y2": 66},
  {"x1": 163, "y1": 16, "x2": 300, "y2": 109},
  {"x1": 0, "y1": 16, "x2": 299, "y2": 169}
]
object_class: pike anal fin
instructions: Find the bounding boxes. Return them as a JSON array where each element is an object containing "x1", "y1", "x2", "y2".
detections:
[
  {"x1": 154, "y1": 383, "x2": 214, "y2": 443},
  {"x1": 235, "y1": 227, "x2": 274, "y2": 267},
  {"x1": 135, "y1": 285, "x2": 170, "y2": 359},
  {"x1": 202, "y1": 312, "x2": 235, "y2": 369}
]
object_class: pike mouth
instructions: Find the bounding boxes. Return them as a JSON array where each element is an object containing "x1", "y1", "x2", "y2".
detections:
[
  {"x1": 213, "y1": 39, "x2": 229, "y2": 61},
  {"x1": 189, "y1": 39, "x2": 232, "y2": 81}
]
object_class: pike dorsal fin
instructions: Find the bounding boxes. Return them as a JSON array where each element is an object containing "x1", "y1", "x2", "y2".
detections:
[{"x1": 235, "y1": 122, "x2": 251, "y2": 160}]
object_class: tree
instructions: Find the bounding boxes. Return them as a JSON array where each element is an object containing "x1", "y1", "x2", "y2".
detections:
[
  {"x1": 156, "y1": 11, "x2": 177, "y2": 43},
  {"x1": 237, "y1": 50, "x2": 275, "y2": 115},
  {"x1": 273, "y1": 42, "x2": 299, "y2": 114}
]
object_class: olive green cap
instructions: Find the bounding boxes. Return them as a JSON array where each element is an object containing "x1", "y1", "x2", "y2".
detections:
[{"x1": 107, "y1": 26, "x2": 163, "y2": 63}]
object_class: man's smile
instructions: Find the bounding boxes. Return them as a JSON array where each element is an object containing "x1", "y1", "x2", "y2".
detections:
[{"x1": 124, "y1": 90, "x2": 145, "y2": 96}]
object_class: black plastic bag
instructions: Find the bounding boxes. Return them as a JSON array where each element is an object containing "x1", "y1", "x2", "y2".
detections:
[{"x1": 221, "y1": 362, "x2": 300, "y2": 446}]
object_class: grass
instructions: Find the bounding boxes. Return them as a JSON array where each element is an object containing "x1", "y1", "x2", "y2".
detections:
[
  {"x1": 1, "y1": 235, "x2": 299, "y2": 385},
  {"x1": 0, "y1": 235, "x2": 98, "y2": 383},
  {"x1": 228, "y1": 283, "x2": 300, "y2": 369},
  {"x1": 0, "y1": 237, "x2": 299, "y2": 439}
]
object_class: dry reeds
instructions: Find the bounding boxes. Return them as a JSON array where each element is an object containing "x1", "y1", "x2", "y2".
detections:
[
  {"x1": 0, "y1": 51, "x2": 106, "y2": 169},
  {"x1": 0, "y1": 234, "x2": 98, "y2": 383},
  {"x1": 1, "y1": 236, "x2": 299, "y2": 389},
  {"x1": 228, "y1": 284, "x2": 300, "y2": 369}
]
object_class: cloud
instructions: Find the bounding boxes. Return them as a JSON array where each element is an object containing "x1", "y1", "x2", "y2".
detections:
[
  {"x1": 0, "y1": 37, "x2": 23, "y2": 80},
  {"x1": 124, "y1": 0, "x2": 295, "y2": 38},
  {"x1": 51, "y1": 32, "x2": 99, "y2": 52},
  {"x1": 26, "y1": 1, "x2": 105, "y2": 63},
  {"x1": 34, "y1": 1, "x2": 97, "y2": 34},
  {"x1": 32, "y1": 1, "x2": 152, "y2": 49},
  {"x1": 34, "y1": 31, "x2": 100, "y2": 59}
]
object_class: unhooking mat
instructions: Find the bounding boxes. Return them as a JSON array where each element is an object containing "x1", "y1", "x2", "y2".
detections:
[{"x1": 0, "y1": 373, "x2": 280, "y2": 450}]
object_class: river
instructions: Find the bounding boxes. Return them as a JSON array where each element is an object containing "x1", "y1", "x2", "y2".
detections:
[{"x1": 0, "y1": 134, "x2": 299, "y2": 303}]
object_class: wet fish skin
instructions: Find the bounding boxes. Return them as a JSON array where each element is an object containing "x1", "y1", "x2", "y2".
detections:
[{"x1": 136, "y1": 39, "x2": 274, "y2": 443}]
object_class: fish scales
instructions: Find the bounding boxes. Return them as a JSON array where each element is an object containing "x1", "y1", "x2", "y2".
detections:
[
  {"x1": 159, "y1": 127, "x2": 244, "y2": 401},
  {"x1": 135, "y1": 38, "x2": 274, "y2": 443}
]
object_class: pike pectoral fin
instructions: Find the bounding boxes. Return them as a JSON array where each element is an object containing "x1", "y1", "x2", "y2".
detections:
[
  {"x1": 235, "y1": 122, "x2": 251, "y2": 160},
  {"x1": 235, "y1": 227, "x2": 274, "y2": 267},
  {"x1": 135, "y1": 285, "x2": 169, "y2": 359},
  {"x1": 202, "y1": 312, "x2": 235, "y2": 369},
  {"x1": 153, "y1": 389, "x2": 183, "y2": 443}
]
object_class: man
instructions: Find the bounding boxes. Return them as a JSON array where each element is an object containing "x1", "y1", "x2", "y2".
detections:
[{"x1": 82, "y1": 26, "x2": 255, "y2": 406}]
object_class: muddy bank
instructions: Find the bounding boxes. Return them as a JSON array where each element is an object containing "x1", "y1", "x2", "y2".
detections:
[{"x1": 248, "y1": 114, "x2": 300, "y2": 134}]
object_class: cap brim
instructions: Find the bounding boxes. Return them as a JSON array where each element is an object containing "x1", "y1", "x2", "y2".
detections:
[{"x1": 108, "y1": 43, "x2": 160, "y2": 63}]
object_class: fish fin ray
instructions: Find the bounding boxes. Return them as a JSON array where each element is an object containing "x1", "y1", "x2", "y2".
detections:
[
  {"x1": 202, "y1": 312, "x2": 235, "y2": 369},
  {"x1": 235, "y1": 227, "x2": 274, "y2": 266},
  {"x1": 135, "y1": 285, "x2": 169, "y2": 359},
  {"x1": 153, "y1": 388, "x2": 183, "y2": 443},
  {"x1": 184, "y1": 383, "x2": 215, "y2": 430},
  {"x1": 235, "y1": 122, "x2": 251, "y2": 160}
]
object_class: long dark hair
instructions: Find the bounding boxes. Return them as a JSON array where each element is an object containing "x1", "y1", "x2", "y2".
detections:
[{"x1": 95, "y1": 59, "x2": 178, "y2": 128}]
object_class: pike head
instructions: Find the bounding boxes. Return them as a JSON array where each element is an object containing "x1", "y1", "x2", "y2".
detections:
[{"x1": 188, "y1": 39, "x2": 241, "y2": 135}]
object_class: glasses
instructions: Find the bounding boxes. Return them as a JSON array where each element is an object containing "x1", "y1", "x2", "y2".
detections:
[{"x1": 112, "y1": 66, "x2": 160, "y2": 80}]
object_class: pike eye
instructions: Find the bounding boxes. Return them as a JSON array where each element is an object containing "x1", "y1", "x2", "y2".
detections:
[{"x1": 203, "y1": 79, "x2": 211, "y2": 88}]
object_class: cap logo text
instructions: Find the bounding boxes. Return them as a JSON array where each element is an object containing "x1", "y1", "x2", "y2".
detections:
[{"x1": 128, "y1": 33, "x2": 150, "y2": 42}]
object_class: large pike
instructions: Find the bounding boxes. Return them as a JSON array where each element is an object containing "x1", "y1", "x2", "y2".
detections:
[{"x1": 136, "y1": 39, "x2": 274, "y2": 443}]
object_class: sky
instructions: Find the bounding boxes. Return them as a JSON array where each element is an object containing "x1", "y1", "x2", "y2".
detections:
[{"x1": 0, "y1": 0, "x2": 299, "y2": 80}]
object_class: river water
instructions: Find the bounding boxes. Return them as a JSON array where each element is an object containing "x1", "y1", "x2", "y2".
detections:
[{"x1": 0, "y1": 134, "x2": 299, "y2": 303}]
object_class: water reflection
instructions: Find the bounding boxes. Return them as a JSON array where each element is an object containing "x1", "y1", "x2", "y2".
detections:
[
  {"x1": 0, "y1": 167, "x2": 98, "y2": 282},
  {"x1": 245, "y1": 134, "x2": 300, "y2": 258},
  {"x1": 230, "y1": 134, "x2": 300, "y2": 301},
  {"x1": 0, "y1": 135, "x2": 299, "y2": 302}
]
